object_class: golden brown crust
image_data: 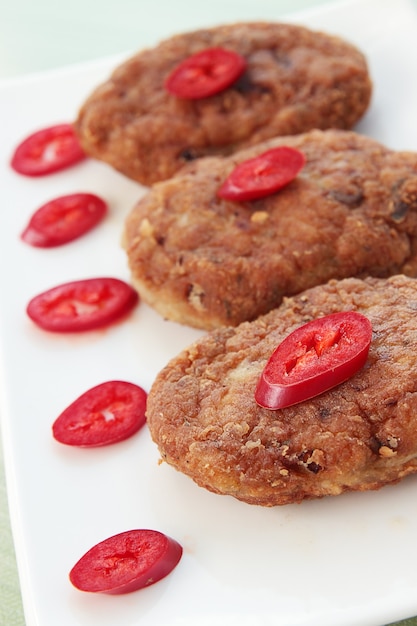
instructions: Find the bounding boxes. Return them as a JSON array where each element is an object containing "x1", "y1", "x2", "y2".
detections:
[
  {"x1": 123, "y1": 129, "x2": 417, "y2": 329},
  {"x1": 146, "y1": 275, "x2": 417, "y2": 506},
  {"x1": 74, "y1": 22, "x2": 372, "y2": 185}
]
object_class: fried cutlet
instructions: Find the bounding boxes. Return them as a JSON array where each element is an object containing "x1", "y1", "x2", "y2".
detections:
[
  {"x1": 74, "y1": 22, "x2": 371, "y2": 186},
  {"x1": 123, "y1": 129, "x2": 417, "y2": 330},
  {"x1": 146, "y1": 274, "x2": 417, "y2": 507}
]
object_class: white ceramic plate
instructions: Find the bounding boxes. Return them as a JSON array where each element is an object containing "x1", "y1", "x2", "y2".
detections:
[{"x1": 2, "y1": 1, "x2": 417, "y2": 625}]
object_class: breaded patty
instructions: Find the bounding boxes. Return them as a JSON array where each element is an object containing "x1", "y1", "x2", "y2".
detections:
[
  {"x1": 74, "y1": 22, "x2": 372, "y2": 186},
  {"x1": 123, "y1": 129, "x2": 417, "y2": 330},
  {"x1": 146, "y1": 275, "x2": 417, "y2": 507}
]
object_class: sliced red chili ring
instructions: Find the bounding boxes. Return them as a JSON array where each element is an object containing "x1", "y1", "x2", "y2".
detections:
[
  {"x1": 69, "y1": 529, "x2": 183, "y2": 594},
  {"x1": 26, "y1": 277, "x2": 138, "y2": 332},
  {"x1": 10, "y1": 123, "x2": 85, "y2": 176},
  {"x1": 165, "y1": 47, "x2": 247, "y2": 99},
  {"x1": 52, "y1": 381, "x2": 147, "y2": 447},
  {"x1": 255, "y1": 311, "x2": 372, "y2": 410},
  {"x1": 21, "y1": 193, "x2": 107, "y2": 248},
  {"x1": 217, "y1": 146, "x2": 305, "y2": 201}
]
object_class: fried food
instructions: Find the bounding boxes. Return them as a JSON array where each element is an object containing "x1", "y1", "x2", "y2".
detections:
[
  {"x1": 123, "y1": 129, "x2": 417, "y2": 330},
  {"x1": 146, "y1": 275, "x2": 417, "y2": 506},
  {"x1": 74, "y1": 22, "x2": 371, "y2": 185}
]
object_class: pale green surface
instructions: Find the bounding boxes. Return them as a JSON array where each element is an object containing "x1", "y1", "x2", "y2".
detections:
[
  {"x1": 0, "y1": 0, "x2": 331, "y2": 79},
  {"x1": 1, "y1": 1, "x2": 417, "y2": 625}
]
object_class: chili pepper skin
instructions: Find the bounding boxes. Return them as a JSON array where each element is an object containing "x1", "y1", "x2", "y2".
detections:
[
  {"x1": 218, "y1": 146, "x2": 305, "y2": 201},
  {"x1": 69, "y1": 529, "x2": 183, "y2": 594},
  {"x1": 21, "y1": 193, "x2": 107, "y2": 247},
  {"x1": 165, "y1": 47, "x2": 247, "y2": 99},
  {"x1": 26, "y1": 277, "x2": 138, "y2": 332},
  {"x1": 255, "y1": 311, "x2": 372, "y2": 409},
  {"x1": 11, "y1": 123, "x2": 85, "y2": 176},
  {"x1": 52, "y1": 381, "x2": 147, "y2": 447}
]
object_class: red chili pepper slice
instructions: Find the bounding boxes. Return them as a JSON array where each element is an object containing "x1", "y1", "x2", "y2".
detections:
[
  {"x1": 217, "y1": 146, "x2": 305, "y2": 201},
  {"x1": 255, "y1": 311, "x2": 372, "y2": 410},
  {"x1": 21, "y1": 193, "x2": 107, "y2": 248},
  {"x1": 165, "y1": 47, "x2": 247, "y2": 99},
  {"x1": 70, "y1": 529, "x2": 183, "y2": 594},
  {"x1": 26, "y1": 277, "x2": 138, "y2": 332},
  {"x1": 10, "y1": 123, "x2": 85, "y2": 176},
  {"x1": 52, "y1": 381, "x2": 147, "y2": 447}
]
